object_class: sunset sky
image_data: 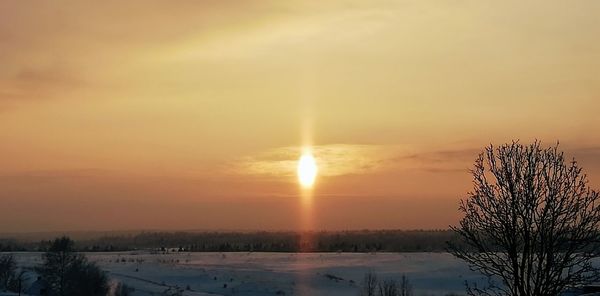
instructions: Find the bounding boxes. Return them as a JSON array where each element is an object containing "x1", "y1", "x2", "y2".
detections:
[{"x1": 1, "y1": 1, "x2": 599, "y2": 232}]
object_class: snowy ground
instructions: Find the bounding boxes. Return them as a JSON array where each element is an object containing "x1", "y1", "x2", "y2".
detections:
[{"x1": 10, "y1": 252, "x2": 486, "y2": 296}]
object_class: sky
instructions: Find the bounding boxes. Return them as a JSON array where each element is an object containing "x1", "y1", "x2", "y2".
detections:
[{"x1": 1, "y1": 1, "x2": 599, "y2": 232}]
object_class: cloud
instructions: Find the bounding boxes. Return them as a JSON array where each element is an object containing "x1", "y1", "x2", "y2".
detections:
[
  {"x1": 0, "y1": 66, "x2": 84, "y2": 101},
  {"x1": 567, "y1": 146, "x2": 600, "y2": 174},
  {"x1": 232, "y1": 144, "x2": 400, "y2": 177},
  {"x1": 396, "y1": 148, "x2": 480, "y2": 173},
  {"x1": 0, "y1": 168, "x2": 117, "y2": 179},
  {"x1": 232, "y1": 144, "x2": 479, "y2": 178},
  {"x1": 160, "y1": 2, "x2": 396, "y2": 62}
]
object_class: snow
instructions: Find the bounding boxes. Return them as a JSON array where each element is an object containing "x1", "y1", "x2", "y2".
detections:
[{"x1": 8, "y1": 252, "x2": 486, "y2": 296}]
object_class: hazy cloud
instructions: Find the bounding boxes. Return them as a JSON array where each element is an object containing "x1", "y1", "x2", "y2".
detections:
[
  {"x1": 233, "y1": 144, "x2": 600, "y2": 178},
  {"x1": 233, "y1": 144, "x2": 481, "y2": 177},
  {"x1": 0, "y1": 66, "x2": 84, "y2": 101}
]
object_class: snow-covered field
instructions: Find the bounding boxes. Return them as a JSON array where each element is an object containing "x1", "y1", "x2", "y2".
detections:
[{"x1": 11, "y1": 252, "x2": 485, "y2": 296}]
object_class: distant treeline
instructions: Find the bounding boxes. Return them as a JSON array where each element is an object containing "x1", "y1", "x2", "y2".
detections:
[{"x1": 1, "y1": 230, "x2": 457, "y2": 253}]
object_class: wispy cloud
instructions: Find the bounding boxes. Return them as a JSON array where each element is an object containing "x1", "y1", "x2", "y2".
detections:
[
  {"x1": 232, "y1": 144, "x2": 389, "y2": 177},
  {"x1": 0, "y1": 66, "x2": 84, "y2": 101},
  {"x1": 231, "y1": 144, "x2": 479, "y2": 177}
]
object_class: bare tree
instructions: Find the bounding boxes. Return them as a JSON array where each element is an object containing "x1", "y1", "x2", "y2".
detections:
[
  {"x1": 0, "y1": 254, "x2": 17, "y2": 291},
  {"x1": 360, "y1": 272, "x2": 378, "y2": 296},
  {"x1": 449, "y1": 141, "x2": 600, "y2": 296},
  {"x1": 0, "y1": 255, "x2": 26, "y2": 294},
  {"x1": 378, "y1": 279, "x2": 399, "y2": 296},
  {"x1": 37, "y1": 236, "x2": 108, "y2": 296},
  {"x1": 361, "y1": 273, "x2": 412, "y2": 296},
  {"x1": 399, "y1": 275, "x2": 412, "y2": 296}
]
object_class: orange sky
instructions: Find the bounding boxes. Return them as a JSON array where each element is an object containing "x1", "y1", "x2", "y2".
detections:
[{"x1": 1, "y1": 1, "x2": 599, "y2": 232}]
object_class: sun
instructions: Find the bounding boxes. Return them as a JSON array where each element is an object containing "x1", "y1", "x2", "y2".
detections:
[{"x1": 297, "y1": 152, "x2": 318, "y2": 188}]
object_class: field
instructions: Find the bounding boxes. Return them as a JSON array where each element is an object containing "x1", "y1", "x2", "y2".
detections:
[{"x1": 11, "y1": 252, "x2": 485, "y2": 296}]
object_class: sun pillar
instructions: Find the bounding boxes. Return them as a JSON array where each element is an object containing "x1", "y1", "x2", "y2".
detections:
[
  {"x1": 298, "y1": 147, "x2": 316, "y2": 252},
  {"x1": 297, "y1": 115, "x2": 317, "y2": 251}
]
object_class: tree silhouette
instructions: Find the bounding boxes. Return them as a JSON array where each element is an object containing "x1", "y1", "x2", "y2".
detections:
[
  {"x1": 0, "y1": 254, "x2": 18, "y2": 292},
  {"x1": 360, "y1": 272, "x2": 378, "y2": 296},
  {"x1": 449, "y1": 142, "x2": 600, "y2": 296},
  {"x1": 37, "y1": 236, "x2": 108, "y2": 296}
]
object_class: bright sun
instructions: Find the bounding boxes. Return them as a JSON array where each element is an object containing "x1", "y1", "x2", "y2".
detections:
[{"x1": 297, "y1": 152, "x2": 318, "y2": 188}]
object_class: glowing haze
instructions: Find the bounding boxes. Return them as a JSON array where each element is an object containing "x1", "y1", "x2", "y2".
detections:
[{"x1": 1, "y1": 1, "x2": 599, "y2": 232}]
